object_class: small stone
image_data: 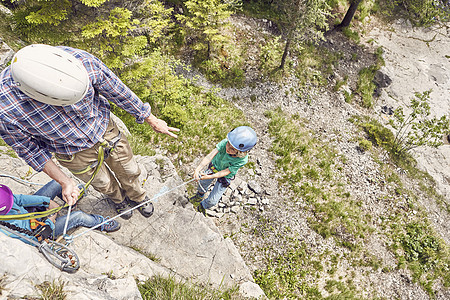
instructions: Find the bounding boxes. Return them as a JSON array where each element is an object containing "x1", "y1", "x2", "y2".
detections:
[
  {"x1": 248, "y1": 180, "x2": 262, "y2": 194},
  {"x1": 205, "y1": 209, "x2": 216, "y2": 217},
  {"x1": 261, "y1": 198, "x2": 270, "y2": 205},
  {"x1": 231, "y1": 206, "x2": 241, "y2": 213},
  {"x1": 246, "y1": 198, "x2": 257, "y2": 205},
  {"x1": 215, "y1": 212, "x2": 224, "y2": 218}
]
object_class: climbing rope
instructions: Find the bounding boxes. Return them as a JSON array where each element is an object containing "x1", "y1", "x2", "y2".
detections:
[
  {"x1": 0, "y1": 174, "x2": 45, "y2": 186},
  {"x1": 68, "y1": 178, "x2": 197, "y2": 243}
]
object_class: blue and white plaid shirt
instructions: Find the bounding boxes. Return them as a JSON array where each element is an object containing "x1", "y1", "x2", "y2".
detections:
[{"x1": 0, "y1": 46, "x2": 151, "y2": 172}]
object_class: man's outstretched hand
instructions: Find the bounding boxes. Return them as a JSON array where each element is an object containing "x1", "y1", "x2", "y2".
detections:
[{"x1": 145, "y1": 114, "x2": 180, "y2": 138}]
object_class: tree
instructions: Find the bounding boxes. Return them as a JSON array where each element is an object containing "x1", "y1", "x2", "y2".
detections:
[
  {"x1": 275, "y1": 0, "x2": 331, "y2": 69},
  {"x1": 176, "y1": 0, "x2": 233, "y2": 59},
  {"x1": 334, "y1": 0, "x2": 363, "y2": 30},
  {"x1": 389, "y1": 90, "x2": 449, "y2": 155}
]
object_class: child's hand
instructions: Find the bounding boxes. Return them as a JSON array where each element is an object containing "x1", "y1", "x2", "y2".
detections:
[
  {"x1": 193, "y1": 170, "x2": 201, "y2": 182},
  {"x1": 198, "y1": 173, "x2": 212, "y2": 180}
]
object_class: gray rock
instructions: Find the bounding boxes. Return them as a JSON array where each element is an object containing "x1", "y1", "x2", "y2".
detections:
[
  {"x1": 231, "y1": 206, "x2": 241, "y2": 214},
  {"x1": 0, "y1": 151, "x2": 263, "y2": 298},
  {"x1": 239, "y1": 281, "x2": 266, "y2": 299},
  {"x1": 248, "y1": 180, "x2": 262, "y2": 194},
  {"x1": 246, "y1": 198, "x2": 258, "y2": 205}
]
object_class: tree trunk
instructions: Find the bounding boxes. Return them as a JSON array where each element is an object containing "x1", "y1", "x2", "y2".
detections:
[
  {"x1": 335, "y1": 0, "x2": 363, "y2": 29},
  {"x1": 279, "y1": 37, "x2": 291, "y2": 69}
]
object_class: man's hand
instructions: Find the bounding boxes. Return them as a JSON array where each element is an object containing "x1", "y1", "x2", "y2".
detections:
[
  {"x1": 145, "y1": 114, "x2": 180, "y2": 138},
  {"x1": 43, "y1": 160, "x2": 79, "y2": 206},
  {"x1": 60, "y1": 179, "x2": 79, "y2": 206}
]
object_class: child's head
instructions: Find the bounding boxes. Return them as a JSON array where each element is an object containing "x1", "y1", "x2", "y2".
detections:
[{"x1": 227, "y1": 126, "x2": 257, "y2": 157}]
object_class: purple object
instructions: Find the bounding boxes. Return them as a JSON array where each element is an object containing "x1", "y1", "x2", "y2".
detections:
[{"x1": 0, "y1": 184, "x2": 13, "y2": 215}]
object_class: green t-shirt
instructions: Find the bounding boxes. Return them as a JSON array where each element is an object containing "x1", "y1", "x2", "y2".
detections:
[{"x1": 211, "y1": 139, "x2": 248, "y2": 179}]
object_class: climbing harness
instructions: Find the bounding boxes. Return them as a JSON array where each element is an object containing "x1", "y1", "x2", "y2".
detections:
[{"x1": 0, "y1": 221, "x2": 80, "y2": 273}]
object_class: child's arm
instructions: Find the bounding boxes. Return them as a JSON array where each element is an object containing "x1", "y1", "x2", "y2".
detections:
[{"x1": 193, "y1": 149, "x2": 219, "y2": 181}]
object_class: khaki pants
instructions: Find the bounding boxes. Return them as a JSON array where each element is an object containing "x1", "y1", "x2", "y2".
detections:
[{"x1": 56, "y1": 118, "x2": 146, "y2": 204}]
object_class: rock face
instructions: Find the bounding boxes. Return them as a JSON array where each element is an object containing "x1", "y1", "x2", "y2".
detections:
[
  {"x1": 0, "y1": 150, "x2": 265, "y2": 299},
  {"x1": 365, "y1": 19, "x2": 450, "y2": 202}
]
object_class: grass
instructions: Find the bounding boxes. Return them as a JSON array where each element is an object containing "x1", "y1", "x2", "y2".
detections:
[
  {"x1": 111, "y1": 85, "x2": 247, "y2": 163},
  {"x1": 355, "y1": 47, "x2": 385, "y2": 108},
  {"x1": 36, "y1": 280, "x2": 67, "y2": 300},
  {"x1": 130, "y1": 245, "x2": 161, "y2": 263},
  {"x1": 0, "y1": 139, "x2": 18, "y2": 158},
  {"x1": 252, "y1": 108, "x2": 375, "y2": 298},
  {"x1": 350, "y1": 115, "x2": 450, "y2": 295},
  {"x1": 138, "y1": 275, "x2": 240, "y2": 300}
]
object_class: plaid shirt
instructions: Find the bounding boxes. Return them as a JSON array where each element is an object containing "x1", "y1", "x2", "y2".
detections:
[{"x1": 0, "y1": 46, "x2": 151, "y2": 172}]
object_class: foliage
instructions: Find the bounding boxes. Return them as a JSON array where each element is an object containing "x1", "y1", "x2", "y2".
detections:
[
  {"x1": 254, "y1": 242, "x2": 323, "y2": 299},
  {"x1": 176, "y1": 0, "x2": 234, "y2": 58},
  {"x1": 379, "y1": 0, "x2": 450, "y2": 26},
  {"x1": 358, "y1": 139, "x2": 372, "y2": 151},
  {"x1": 258, "y1": 36, "x2": 283, "y2": 74},
  {"x1": 341, "y1": 26, "x2": 360, "y2": 43},
  {"x1": 355, "y1": 47, "x2": 384, "y2": 108},
  {"x1": 356, "y1": 65, "x2": 378, "y2": 107},
  {"x1": 111, "y1": 51, "x2": 246, "y2": 161},
  {"x1": 260, "y1": 108, "x2": 374, "y2": 297},
  {"x1": 389, "y1": 90, "x2": 449, "y2": 155},
  {"x1": 276, "y1": 0, "x2": 331, "y2": 42},
  {"x1": 391, "y1": 220, "x2": 450, "y2": 293},
  {"x1": 199, "y1": 57, "x2": 245, "y2": 87},
  {"x1": 294, "y1": 43, "x2": 341, "y2": 87},
  {"x1": 81, "y1": 8, "x2": 147, "y2": 71},
  {"x1": 275, "y1": 0, "x2": 331, "y2": 68},
  {"x1": 36, "y1": 280, "x2": 67, "y2": 300},
  {"x1": 138, "y1": 275, "x2": 239, "y2": 299}
]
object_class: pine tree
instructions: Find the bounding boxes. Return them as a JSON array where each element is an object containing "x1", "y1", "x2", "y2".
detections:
[{"x1": 176, "y1": 0, "x2": 233, "y2": 59}]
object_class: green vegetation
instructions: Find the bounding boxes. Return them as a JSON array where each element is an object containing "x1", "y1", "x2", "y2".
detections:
[
  {"x1": 351, "y1": 90, "x2": 449, "y2": 159},
  {"x1": 390, "y1": 218, "x2": 450, "y2": 294},
  {"x1": 389, "y1": 90, "x2": 449, "y2": 155},
  {"x1": 36, "y1": 280, "x2": 67, "y2": 300},
  {"x1": 130, "y1": 246, "x2": 161, "y2": 263},
  {"x1": 379, "y1": 0, "x2": 449, "y2": 26},
  {"x1": 138, "y1": 275, "x2": 239, "y2": 300},
  {"x1": 252, "y1": 108, "x2": 375, "y2": 297},
  {"x1": 356, "y1": 47, "x2": 384, "y2": 108},
  {"x1": 1, "y1": 1, "x2": 448, "y2": 299}
]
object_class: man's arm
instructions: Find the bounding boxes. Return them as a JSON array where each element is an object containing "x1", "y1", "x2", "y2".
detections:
[{"x1": 43, "y1": 160, "x2": 79, "y2": 206}]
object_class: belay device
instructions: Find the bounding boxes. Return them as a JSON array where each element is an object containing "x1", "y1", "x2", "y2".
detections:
[{"x1": 0, "y1": 220, "x2": 80, "y2": 273}]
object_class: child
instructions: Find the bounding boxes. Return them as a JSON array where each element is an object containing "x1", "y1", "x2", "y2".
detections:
[
  {"x1": 0, "y1": 180, "x2": 120, "y2": 244},
  {"x1": 190, "y1": 126, "x2": 257, "y2": 213}
]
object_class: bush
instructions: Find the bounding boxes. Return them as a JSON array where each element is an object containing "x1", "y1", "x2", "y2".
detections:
[{"x1": 160, "y1": 103, "x2": 189, "y2": 128}]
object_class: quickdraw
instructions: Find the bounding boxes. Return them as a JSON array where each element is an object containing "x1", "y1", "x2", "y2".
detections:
[{"x1": 0, "y1": 221, "x2": 80, "y2": 273}]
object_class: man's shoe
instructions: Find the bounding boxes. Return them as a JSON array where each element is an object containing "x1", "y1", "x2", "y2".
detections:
[
  {"x1": 96, "y1": 216, "x2": 121, "y2": 232},
  {"x1": 128, "y1": 196, "x2": 154, "y2": 218},
  {"x1": 114, "y1": 200, "x2": 132, "y2": 220}
]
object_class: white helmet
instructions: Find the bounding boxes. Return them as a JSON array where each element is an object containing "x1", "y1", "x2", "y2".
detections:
[{"x1": 11, "y1": 44, "x2": 90, "y2": 106}]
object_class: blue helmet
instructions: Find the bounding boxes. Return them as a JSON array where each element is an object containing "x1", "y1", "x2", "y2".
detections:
[{"x1": 227, "y1": 126, "x2": 257, "y2": 152}]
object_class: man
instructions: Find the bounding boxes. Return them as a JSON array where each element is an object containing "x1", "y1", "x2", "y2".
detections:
[{"x1": 0, "y1": 44, "x2": 179, "y2": 219}]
